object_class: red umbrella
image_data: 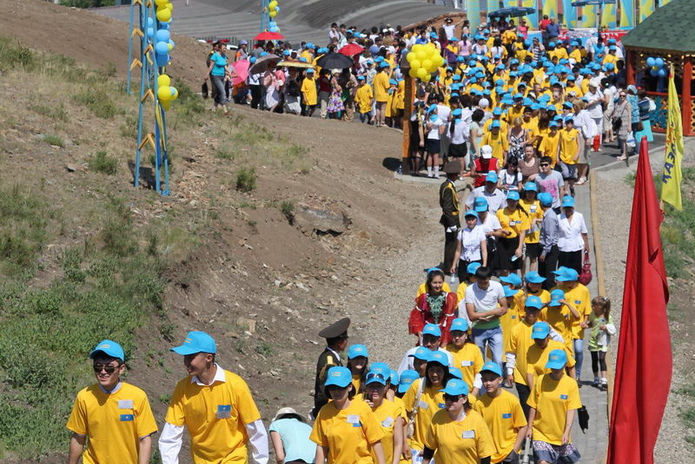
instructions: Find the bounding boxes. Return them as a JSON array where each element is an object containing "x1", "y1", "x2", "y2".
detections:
[
  {"x1": 254, "y1": 31, "x2": 285, "y2": 41},
  {"x1": 231, "y1": 60, "x2": 250, "y2": 85},
  {"x1": 338, "y1": 43, "x2": 364, "y2": 56}
]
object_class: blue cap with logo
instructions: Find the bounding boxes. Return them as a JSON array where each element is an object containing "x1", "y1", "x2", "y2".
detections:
[
  {"x1": 412, "y1": 346, "x2": 432, "y2": 361},
  {"x1": 441, "y1": 378, "x2": 469, "y2": 396},
  {"x1": 428, "y1": 350, "x2": 449, "y2": 367},
  {"x1": 549, "y1": 289, "x2": 565, "y2": 306},
  {"x1": 365, "y1": 369, "x2": 388, "y2": 386},
  {"x1": 171, "y1": 331, "x2": 217, "y2": 355},
  {"x1": 467, "y1": 262, "x2": 482, "y2": 275},
  {"x1": 348, "y1": 344, "x2": 369, "y2": 359},
  {"x1": 474, "y1": 196, "x2": 489, "y2": 212},
  {"x1": 524, "y1": 182, "x2": 538, "y2": 192},
  {"x1": 486, "y1": 171, "x2": 499, "y2": 183},
  {"x1": 398, "y1": 369, "x2": 419, "y2": 393},
  {"x1": 450, "y1": 318, "x2": 469, "y2": 332},
  {"x1": 325, "y1": 366, "x2": 352, "y2": 388},
  {"x1": 556, "y1": 267, "x2": 579, "y2": 282},
  {"x1": 423, "y1": 323, "x2": 442, "y2": 337},
  {"x1": 503, "y1": 285, "x2": 520, "y2": 298},
  {"x1": 500, "y1": 273, "x2": 522, "y2": 287},
  {"x1": 449, "y1": 366, "x2": 463, "y2": 379},
  {"x1": 90, "y1": 339, "x2": 125, "y2": 362},
  {"x1": 531, "y1": 322, "x2": 550, "y2": 339},
  {"x1": 546, "y1": 349, "x2": 568, "y2": 369},
  {"x1": 480, "y1": 361, "x2": 502, "y2": 377},
  {"x1": 525, "y1": 295, "x2": 544, "y2": 310},
  {"x1": 507, "y1": 190, "x2": 520, "y2": 201},
  {"x1": 561, "y1": 195, "x2": 575, "y2": 208},
  {"x1": 525, "y1": 271, "x2": 546, "y2": 284},
  {"x1": 538, "y1": 192, "x2": 553, "y2": 206}
]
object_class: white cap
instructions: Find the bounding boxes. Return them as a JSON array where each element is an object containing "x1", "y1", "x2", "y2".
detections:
[
  {"x1": 481, "y1": 145, "x2": 493, "y2": 159},
  {"x1": 479, "y1": 98, "x2": 490, "y2": 108},
  {"x1": 589, "y1": 78, "x2": 600, "y2": 88}
]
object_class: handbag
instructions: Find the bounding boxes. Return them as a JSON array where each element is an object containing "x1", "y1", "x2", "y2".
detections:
[
  {"x1": 578, "y1": 405, "x2": 590, "y2": 433},
  {"x1": 611, "y1": 116, "x2": 622, "y2": 132},
  {"x1": 579, "y1": 254, "x2": 592, "y2": 285},
  {"x1": 201, "y1": 81, "x2": 209, "y2": 99}
]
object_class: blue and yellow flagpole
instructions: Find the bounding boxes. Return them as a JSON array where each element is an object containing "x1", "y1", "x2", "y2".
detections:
[{"x1": 661, "y1": 65, "x2": 684, "y2": 211}]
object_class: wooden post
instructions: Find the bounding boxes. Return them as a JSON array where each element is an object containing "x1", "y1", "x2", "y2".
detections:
[
  {"x1": 682, "y1": 56, "x2": 692, "y2": 136},
  {"x1": 402, "y1": 75, "x2": 414, "y2": 175}
]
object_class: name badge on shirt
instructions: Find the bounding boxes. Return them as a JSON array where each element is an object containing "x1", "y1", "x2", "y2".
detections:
[
  {"x1": 418, "y1": 400, "x2": 429, "y2": 410},
  {"x1": 438, "y1": 403, "x2": 446, "y2": 409},
  {"x1": 118, "y1": 399, "x2": 134, "y2": 409},
  {"x1": 575, "y1": 300, "x2": 581, "y2": 305},
  {"x1": 347, "y1": 414, "x2": 361, "y2": 427},
  {"x1": 531, "y1": 206, "x2": 537, "y2": 213},
  {"x1": 511, "y1": 315, "x2": 517, "y2": 319},
  {"x1": 217, "y1": 404, "x2": 232, "y2": 419},
  {"x1": 461, "y1": 360, "x2": 473, "y2": 367},
  {"x1": 502, "y1": 413, "x2": 512, "y2": 419},
  {"x1": 560, "y1": 394, "x2": 569, "y2": 400},
  {"x1": 510, "y1": 221, "x2": 516, "y2": 226},
  {"x1": 382, "y1": 416, "x2": 395, "y2": 428},
  {"x1": 120, "y1": 414, "x2": 134, "y2": 422},
  {"x1": 462, "y1": 430, "x2": 476, "y2": 439}
]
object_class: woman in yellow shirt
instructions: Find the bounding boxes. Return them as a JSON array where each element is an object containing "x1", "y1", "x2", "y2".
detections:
[
  {"x1": 364, "y1": 369, "x2": 407, "y2": 464},
  {"x1": 495, "y1": 191, "x2": 530, "y2": 274},
  {"x1": 311, "y1": 366, "x2": 387, "y2": 464},
  {"x1": 445, "y1": 318, "x2": 484, "y2": 395},
  {"x1": 422, "y1": 379, "x2": 495, "y2": 464},
  {"x1": 520, "y1": 182, "x2": 544, "y2": 272},
  {"x1": 347, "y1": 344, "x2": 370, "y2": 394}
]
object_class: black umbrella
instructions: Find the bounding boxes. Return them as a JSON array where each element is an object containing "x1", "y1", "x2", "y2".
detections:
[
  {"x1": 578, "y1": 405, "x2": 590, "y2": 433},
  {"x1": 316, "y1": 52, "x2": 353, "y2": 70},
  {"x1": 248, "y1": 54, "x2": 281, "y2": 74},
  {"x1": 487, "y1": 7, "x2": 535, "y2": 18}
]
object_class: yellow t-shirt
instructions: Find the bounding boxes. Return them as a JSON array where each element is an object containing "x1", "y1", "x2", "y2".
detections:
[
  {"x1": 539, "y1": 131, "x2": 560, "y2": 166},
  {"x1": 355, "y1": 85, "x2": 373, "y2": 114},
  {"x1": 67, "y1": 382, "x2": 158, "y2": 464},
  {"x1": 565, "y1": 84, "x2": 583, "y2": 98},
  {"x1": 370, "y1": 400, "x2": 404, "y2": 464},
  {"x1": 500, "y1": 299, "x2": 522, "y2": 350},
  {"x1": 569, "y1": 49, "x2": 582, "y2": 63},
  {"x1": 526, "y1": 340, "x2": 576, "y2": 385},
  {"x1": 352, "y1": 373, "x2": 363, "y2": 393},
  {"x1": 481, "y1": 131, "x2": 509, "y2": 162},
  {"x1": 424, "y1": 409, "x2": 496, "y2": 464},
  {"x1": 557, "y1": 283, "x2": 591, "y2": 340},
  {"x1": 602, "y1": 53, "x2": 618, "y2": 66},
  {"x1": 165, "y1": 369, "x2": 262, "y2": 464},
  {"x1": 311, "y1": 399, "x2": 385, "y2": 464},
  {"x1": 559, "y1": 128, "x2": 580, "y2": 165},
  {"x1": 473, "y1": 390, "x2": 527, "y2": 463},
  {"x1": 445, "y1": 343, "x2": 484, "y2": 391},
  {"x1": 456, "y1": 282, "x2": 468, "y2": 305},
  {"x1": 496, "y1": 207, "x2": 530, "y2": 239},
  {"x1": 301, "y1": 77, "x2": 318, "y2": 106},
  {"x1": 505, "y1": 321, "x2": 534, "y2": 385},
  {"x1": 506, "y1": 106, "x2": 524, "y2": 124},
  {"x1": 483, "y1": 118, "x2": 509, "y2": 137},
  {"x1": 526, "y1": 373, "x2": 582, "y2": 445},
  {"x1": 540, "y1": 306, "x2": 574, "y2": 352},
  {"x1": 373, "y1": 71, "x2": 391, "y2": 103},
  {"x1": 402, "y1": 379, "x2": 446, "y2": 451},
  {"x1": 520, "y1": 199, "x2": 542, "y2": 243},
  {"x1": 416, "y1": 282, "x2": 452, "y2": 300},
  {"x1": 520, "y1": 289, "x2": 551, "y2": 307}
]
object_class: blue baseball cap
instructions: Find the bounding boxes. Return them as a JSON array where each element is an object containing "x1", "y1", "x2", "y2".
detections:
[
  {"x1": 441, "y1": 378, "x2": 469, "y2": 396},
  {"x1": 412, "y1": 346, "x2": 432, "y2": 362},
  {"x1": 531, "y1": 322, "x2": 550, "y2": 339},
  {"x1": 549, "y1": 121, "x2": 559, "y2": 128},
  {"x1": 473, "y1": 196, "x2": 488, "y2": 212},
  {"x1": 525, "y1": 271, "x2": 546, "y2": 284},
  {"x1": 504, "y1": 285, "x2": 520, "y2": 298},
  {"x1": 398, "y1": 369, "x2": 419, "y2": 393},
  {"x1": 524, "y1": 182, "x2": 538, "y2": 192},
  {"x1": 452, "y1": 108, "x2": 463, "y2": 117},
  {"x1": 549, "y1": 289, "x2": 565, "y2": 306},
  {"x1": 556, "y1": 267, "x2": 579, "y2": 282},
  {"x1": 500, "y1": 273, "x2": 522, "y2": 287},
  {"x1": 486, "y1": 172, "x2": 499, "y2": 183},
  {"x1": 493, "y1": 107, "x2": 503, "y2": 116},
  {"x1": 325, "y1": 366, "x2": 352, "y2": 388},
  {"x1": 491, "y1": 120, "x2": 502, "y2": 129},
  {"x1": 423, "y1": 323, "x2": 442, "y2": 337},
  {"x1": 464, "y1": 210, "x2": 478, "y2": 219},
  {"x1": 450, "y1": 318, "x2": 469, "y2": 332},
  {"x1": 449, "y1": 366, "x2": 463, "y2": 379},
  {"x1": 538, "y1": 192, "x2": 553, "y2": 207},
  {"x1": 365, "y1": 369, "x2": 388, "y2": 386},
  {"x1": 90, "y1": 339, "x2": 125, "y2": 361},
  {"x1": 507, "y1": 191, "x2": 520, "y2": 201},
  {"x1": 546, "y1": 349, "x2": 568, "y2": 369},
  {"x1": 369, "y1": 362, "x2": 390, "y2": 377},
  {"x1": 467, "y1": 262, "x2": 482, "y2": 275},
  {"x1": 480, "y1": 361, "x2": 502, "y2": 377},
  {"x1": 390, "y1": 369, "x2": 399, "y2": 386},
  {"x1": 428, "y1": 350, "x2": 449, "y2": 367},
  {"x1": 357, "y1": 75, "x2": 365, "y2": 80},
  {"x1": 561, "y1": 195, "x2": 575, "y2": 208},
  {"x1": 347, "y1": 344, "x2": 369, "y2": 359},
  {"x1": 171, "y1": 331, "x2": 217, "y2": 355},
  {"x1": 525, "y1": 295, "x2": 544, "y2": 310}
]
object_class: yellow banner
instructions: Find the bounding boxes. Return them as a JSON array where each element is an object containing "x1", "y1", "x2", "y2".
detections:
[{"x1": 661, "y1": 66, "x2": 684, "y2": 211}]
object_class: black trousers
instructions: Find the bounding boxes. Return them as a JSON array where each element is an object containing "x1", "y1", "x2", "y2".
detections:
[
  {"x1": 444, "y1": 230, "x2": 458, "y2": 275},
  {"x1": 559, "y1": 249, "x2": 583, "y2": 275},
  {"x1": 249, "y1": 85, "x2": 262, "y2": 109},
  {"x1": 539, "y1": 244, "x2": 560, "y2": 290},
  {"x1": 516, "y1": 382, "x2": 531, "y2": 420}
]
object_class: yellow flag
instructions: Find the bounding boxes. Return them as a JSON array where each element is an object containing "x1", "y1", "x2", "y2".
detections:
[{"x1": 661, "y1": 65, "x2": 683, "y2": 211}]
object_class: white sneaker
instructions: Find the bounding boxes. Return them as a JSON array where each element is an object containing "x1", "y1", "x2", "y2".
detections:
[{"x1": 576, "y1": 177, "x2": 588, "y2": 185}]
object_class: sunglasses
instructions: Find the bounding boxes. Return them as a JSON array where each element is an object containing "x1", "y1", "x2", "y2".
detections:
[
  {"x1": 93, "y1": 363, "x2": 121, "y2": 374},
  {"x1": 540, "y1": 163, "x2": 550, "y2": 167},
  {"x1": 366, "y1": 372, "x2": 386, "y2": 382},
  {"x1": 444, "y1": 394, "x2": 464, "y2": 402}
]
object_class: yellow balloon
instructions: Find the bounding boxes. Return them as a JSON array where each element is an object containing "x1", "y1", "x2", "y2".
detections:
[
  {"x1": 157, "y1": 74, "x2": 171, "y2": 87},
  {"x1": 422, "y1": 59, "x2": 433, "y2": 71},
  {"x1": 412, "y1": 44, "x2": 423, "y2": 53},
  {"x1": 406, "y1": 52, "x2": 416, "y2": 63},
  {"x1": 269, "y1": 0, "x2": 278, "y2": 8},
  {"x1": 156, "y1": 8, "x2": 171, "y2": 22},
  {"x1": 422, "y1": 74, "x2": 431, "y2": 82},
  {"x1": 269, "y1": 10, "x2": 277, "y2": 17},
  {"x1": 154, "y1": 0, "x2": 168, "y2": 5},
  {"x1": 410, "y1": 59, "x2": 421, "y2": 69},
  {"x1": 161, "y1": 100, "x2": 171, "y2": 111},
  {"x1": 409, "y1": 68, "x2": 419, "y2": 78},
  {"x1": 417, "y1": 68, "x2": 427, "y2": 79},
  {"x1": 416, "y1": 50, "x2": 427, "y2": 61},
  {"x1": 165, "y1": 2, "x2": 173, "y2": 12},
  {"x1": 168, "y1": 42, "x2": 173, "y2": 51},
  {"x1": 158, "y1": 86, "x2": 172, "y2": 101}
]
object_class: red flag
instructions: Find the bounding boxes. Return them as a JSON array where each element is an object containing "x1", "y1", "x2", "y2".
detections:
[{"x1": 606, "y1": 137, "x2": 672, "y2": 464}]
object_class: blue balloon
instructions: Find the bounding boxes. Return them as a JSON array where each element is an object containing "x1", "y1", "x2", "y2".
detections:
[
  {"x1": 269, "y1": 21, "x2": 277, "y2": 27},
  {"x1": 155, "y1": 41, "x2": 169, "y2": 55},
  {"x1": 156, "y1": 29, "x2": 170, "y2": 43},
  {"x1": 159, "y1": 22, "x2": 170, "y2": 30},
  {"x1": 270, "y1": 26, "x2": 279, "y2": 32},
  {"x1": 146, "y1": 27, "x2": 154, "y2": 39},
  {"x1": 275, "y1": 6, "x2": 280, "y2": 11},
  {"x1": 650, "y1": 68, "x2": 659, "y2": 77},
  {"x1": 156, "y1": 53, "x2": 169, "y2": 67},
  {"x1": 646, "y1": 57, "x2": 655, "y2": 67},
  {"x1": 655, "y1": 57, "x2": 664, "y2": 68},
  {"x1": 146, "y1": 17, "x2": 154, "y2": 26},
  {"x1": 658, "y1": 68, "x2": 667, "y2": 78}
]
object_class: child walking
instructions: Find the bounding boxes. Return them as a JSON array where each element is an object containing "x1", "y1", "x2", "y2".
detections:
[{"x1": 588, "y1": 296, "x2": 616, "y2": 391}]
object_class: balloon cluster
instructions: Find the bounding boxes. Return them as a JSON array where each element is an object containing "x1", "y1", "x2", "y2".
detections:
[
  {"x1": 145, "y1": 0, "x2": 178, "y2": 109},
  {"x1": 406, "y1": 43, "x2": 445, "y2": 82},
  {"x1": 157, "y1": 74, "x2": 178, "y2": 110},
  {"x1": 646, "y1": 57, "x2": 667, "y2": 78},
  {"x1": 268, "y1": 0, "x2": 281, "y2": 21}
]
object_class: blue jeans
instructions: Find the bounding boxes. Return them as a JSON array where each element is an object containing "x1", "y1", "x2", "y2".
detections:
[
  {"x1": 574, "y1": 338, "x2": 584, "y2": 380},
  {"x1": 472, "y1": 325, "x2": 503, "y2": 366}
]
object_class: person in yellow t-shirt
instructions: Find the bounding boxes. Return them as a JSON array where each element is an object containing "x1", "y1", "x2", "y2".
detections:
[
  {"x1": 496, "y1": 190, "x2": 529, "y2": 273},
  {"x1": 538, "y1": 122, "x2": 560, "y2": 167},
  {"x1": 159, "y1": 331, "x2": 268, "y2": 464},
  {"x1": 602, "y1": 46, "x2": 619, "y2": 66},
  {"x1": 474, "y1": 362, "x2": 527, "y2": 464},
  {"x1": 311, "y1": 366, "x2": 387, "y2": 464},
  {"x1": 67, "y1": 340, "x2": 158, "y2": 464},
  {"x1": 347, "y1": 344, "x2": 369, "y2": 394},
  {"x1": 364, "y1": 369, "x2": 406, "y2": 464},
  {"x1": 354, "y1": 76, "x2": 373, "y2": 123},
  {"x1": 372, "y1": 63, "x2": 391, "y2": 127},
  {"x1": 540, "y1": 289, "x2": 581, "y2": 354},
  {"x1": 553, "y1": 273, "x2": 592, "y2": 383},
  {"x1": 301, "y1": 68, "x2": 318, "y2": 117},
  {"x1": 500, "y1": 286, "x2": 523, "y2": 358},
  {"x1": 422, "y1": 379, "x2": 495, "y2": 464},
  {"x1": 525, "y1": 350, "x2": 582, "y2": 462},
  {"x1": 523, "y1": 271, "x2": 551, "y2": 307},
  {"x1": 520, "y1": 183, "x2": 544, "y2": 271},
  {"x1": 445, "y1": 318, "x2": 484, "y2": 395},
  {"x1": 525, "y1": 323, "x2": 576, "y2": 392},
  {"x1": 481, "y1": 120, "x2": 509, "y2": 164},
  {"x1": 558, "y1": 118, "x2": 580, "y2": 190}
]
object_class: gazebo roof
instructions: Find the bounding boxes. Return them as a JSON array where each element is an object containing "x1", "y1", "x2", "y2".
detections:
[{"x1": 621, "y1": 0, "x2": 695, "y2": 54}]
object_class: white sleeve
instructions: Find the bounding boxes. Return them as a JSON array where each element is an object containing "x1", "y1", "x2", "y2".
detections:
[
  {"x1": 397, "y1": 352, "x2": 412, "y2": 376},
  {"x1": 473, "y1": 372, "x2": 483, "y2": 389},
  {"x1": 505, "y1": 352, "x2": 516, "y2": 373},
  {"x1": 549, "y1": 327, "x2": 564, "y2": 343},
  {"x1": 159, "y1": 422, "x2": 184, "y2": 464},
  {"x1": 246, "y1": 419, "x2": 269, "y2": 464}
]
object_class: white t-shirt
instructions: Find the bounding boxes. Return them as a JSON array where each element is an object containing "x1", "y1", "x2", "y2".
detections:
[
  {"x1": 437, "y1": 104, "x2": 451, "y2": 123},
  {"x1": 457, "y1": 226, "x2": 486, "y2": 261},
  {"x1": 558, "y1": 211, "x2": 588, "y2": 252},
  {"x1": 449, "y1": 120, "x2": 470, "y2": 145},
  {"x1": 443, "y1": 24, "x2": 456, "y2": 41},
  {"x1": 465, "y1": 280, "x2": 505, "y2": 313},
  {"x1": 480, "y1": 213, "x2": 502, "y2": 236},
  {"x1": 465, "y1": 187, "x2": 507, "y2": 213},
  {"x1": 584, "y1": 89, "x2": 604, "y2": 119},
  {"x1": 427, "y1": 118, "x2": 444, "y2": 140}
]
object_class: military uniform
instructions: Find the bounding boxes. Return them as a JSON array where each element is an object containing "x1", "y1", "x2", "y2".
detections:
[
  {"x1": 440, "y1": 162, "x2": 462, "y2": 274},
  {"x1": 312, "y1": 318, "x2": 350, "y2": 417}
]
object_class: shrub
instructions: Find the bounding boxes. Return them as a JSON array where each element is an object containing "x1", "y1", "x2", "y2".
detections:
[
  {"x1": 280, "y1": 200, "x2": 295, "y2": 223},
  {"x1": 88, "y1": 151, "x2": 118, "y2": 175},
  {"x1": 43, "y1": 134, "x2": 65, "y2": 147},
  {"x1": 236, "y1": 167, "x2": 257, "y2": 193},
  {"x1": 73, "y1": 89, "x2": 117, "y2": 119}
]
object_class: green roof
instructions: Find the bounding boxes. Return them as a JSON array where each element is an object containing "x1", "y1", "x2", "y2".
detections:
[{"x1": 621, "y1": 0, "x2": 695, "y2": 54}]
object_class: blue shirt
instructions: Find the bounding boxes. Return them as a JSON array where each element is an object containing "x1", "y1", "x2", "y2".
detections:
[
  {"x1": 268, "y1": 418, "x2": 316, "y2": 463},
  {"x1": 210, "y1": 52, "x2": 227, "y2": 77}
]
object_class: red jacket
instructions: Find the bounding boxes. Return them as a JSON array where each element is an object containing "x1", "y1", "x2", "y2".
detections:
[{"x1": 409, "y1": 292, "x2": 458, "y2": 346}]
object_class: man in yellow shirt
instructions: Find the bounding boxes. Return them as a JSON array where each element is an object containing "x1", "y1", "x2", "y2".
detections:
[
  {"x1": 558, "y1": 117, "x2": 580, "y2": 192},
  {"x1": 372, "y1": 62, "x2": 391, "y2": 127},
  {"x1": 474, "y1": 362, "x2": 527, "y2": 464},
  {"x1": 481, "y1": 120, "x2": 509, "y2": 163},
  {"x1": 354, "y1": 75, "x2": 374, "y2": 123},
  {"x1": 67, "y1": 340, "x2": 158, "y2": 464},
  {"x1": 540, "y1": 289, "x2": 581, "y2": 354},
  {"x1": 301, "y1": 68, "x2": 318, "y2": 117},
  {"x1": 538, "y1": 121, "x2": 560, "y2": 166},
  {"x1": 159, "y1": 331, "x2": 269, "y2": 464},
  {"x1": 525, "y1": 322, "x2": 576, "y2": 392}
]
